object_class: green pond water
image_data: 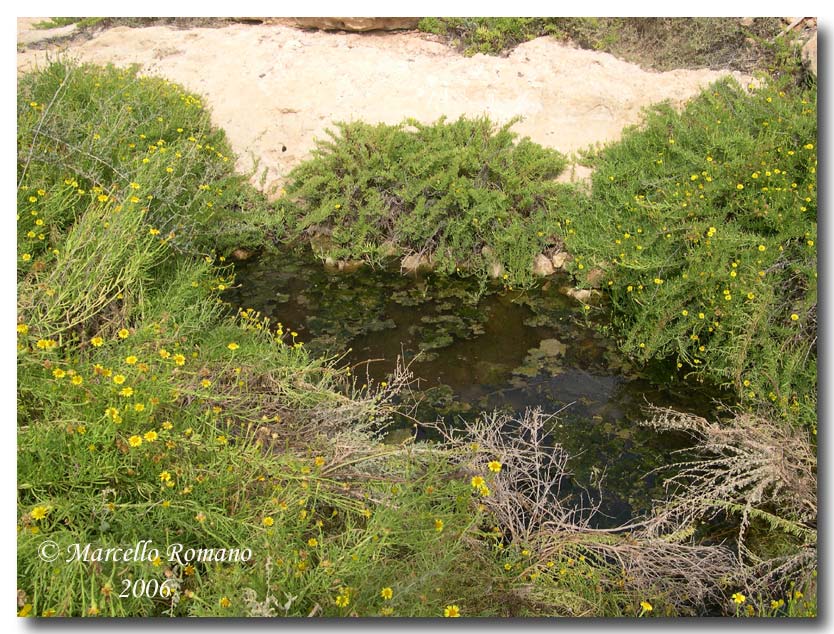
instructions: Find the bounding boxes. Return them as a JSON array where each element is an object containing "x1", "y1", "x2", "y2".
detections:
[{"x1": 226, "y1": 248, "x2": 718, "y2": 527}]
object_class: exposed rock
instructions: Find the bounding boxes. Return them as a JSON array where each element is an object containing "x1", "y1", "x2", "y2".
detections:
[
  {"x1": 550, "y1": 251, "x2": 571, "y2": 270},
  {"x1": 231, "y1": 247, "x2": 255, "y2": 261},
  {"x1": 585, "y1": 267, "x2": 606, "y2": 288},
  {"x1": 489, "y1": 261, "x2": 505, "y2": 279},
  {"x1": 802, "y1": 32, "x2": 817, "y2": 77},
  {"x1": 564, "y1": 288, "x2": 594, "y2": 302},
  {"x1": 401, "y1": 252, "x2": 433, "y2": 273},
  {"x1": 324, "y1": 257, "x2": 364, "y2": 272},
  {"x1": 739, "y1": 17, "x2": 755, "y2": 27},
  {"x1": 17, "y1": 21, "x2": 754, "y2": 196},
  {"x1": 288, "y1": 17, "x2": 420, "y2": 32},
  {"x1": 337, "y1": 259, "x2": 364, "y2": 272},
  {"x1": 17, "y1": 21, "x2": 78, "y2": 46},
  {"x1": 532, "y1": 253, "x2": 555, "y2": 276}
]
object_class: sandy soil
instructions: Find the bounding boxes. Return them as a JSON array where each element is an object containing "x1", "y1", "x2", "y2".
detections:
[{"x1": 17, "y1": 19, "x2": 750, "y2": 194}]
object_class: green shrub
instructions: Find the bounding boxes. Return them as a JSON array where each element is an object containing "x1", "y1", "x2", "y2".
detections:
[
  {"x1": 17, "y1": 60, "x2": 281, "y2": 257},
  {"x1": 565, "y1": 77, "x2": 817, "y2": 429},
  {"x1": 285, "y1": 116, "x2": 572, "y2": 287},
  {"x1": 18, "y1": 60, "x2": 647, "y2": 619}
]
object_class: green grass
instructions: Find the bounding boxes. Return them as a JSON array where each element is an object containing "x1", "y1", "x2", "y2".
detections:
[{"x1": 17, "y1": 61, "x2": 282, "y2": 258}]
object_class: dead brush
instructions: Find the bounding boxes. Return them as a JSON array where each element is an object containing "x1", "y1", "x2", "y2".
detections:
[
  {"x1": 429, "y1": 406, "x2": 745, "y2": 613},
  {"x1": 641, "y1": 405, "x2": 817, "y2": 597}
]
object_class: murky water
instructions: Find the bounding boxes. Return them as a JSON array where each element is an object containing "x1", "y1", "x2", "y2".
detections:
[{"x1": 225, "y1": 248, "x2": 720, "y2": 526}]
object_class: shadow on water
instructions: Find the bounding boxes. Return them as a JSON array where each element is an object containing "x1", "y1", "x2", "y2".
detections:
[{"x1": 225, "y1": 248, "x2": 726, "y2": 528}]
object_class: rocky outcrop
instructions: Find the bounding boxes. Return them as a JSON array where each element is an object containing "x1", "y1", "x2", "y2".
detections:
[
  {"x1": 287, "y1": 18, "x2": 420, "y2": 32},
  {"x1": 17, "y1": 21, "x2": 78, "y2": 46}
]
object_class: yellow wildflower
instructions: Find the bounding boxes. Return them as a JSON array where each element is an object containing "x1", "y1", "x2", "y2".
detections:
[{"x1": 31, "y1": 505, "x2": 49, "y2": 521}]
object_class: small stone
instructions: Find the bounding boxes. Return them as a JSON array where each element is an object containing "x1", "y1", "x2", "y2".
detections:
[
  {"x1": 551, "y1": 251, "x2": 571, "y2": 269},
  {"x1": 337, "y1": 259, "x2": 364, "y2": 272},
  {"x1": 231, "y1": 247, "x2": 254, "y2": 261},
  {"x1": 585, "y1": 267, "x2": 606, "y2": 288},
  {"x1": 538, "y1": 338, "x2": 566, "y2": 357},
  {"x1": 802, "y1": 33, "x2": 817, "y2": 78},
  {"x1": 401, "y1": 252, "x2": 433, "y2": 273},
  {"x1": 565, "y1": 288, "x2": 593, "y2": 302},
  {"x1": 532, "y1": 253, "x2": 555, "y2": 276}
]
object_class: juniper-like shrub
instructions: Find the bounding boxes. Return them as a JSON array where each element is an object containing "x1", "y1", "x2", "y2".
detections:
[{"x1": 284, "y1": 116, "x2": 572, "y2": 287}]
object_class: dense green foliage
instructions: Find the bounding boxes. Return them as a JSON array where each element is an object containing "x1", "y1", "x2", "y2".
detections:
[
  {"x1": 16, "y1": 62, "x2": 464, "y2": 618},
  {"x1": 17, "y1": 62, "x2": 281, "y2": 258},
  {"x1": 17, "y1": 51, "x2": 817, "y2": 618},
  {"x1": 566, "y1": 77, "x2": 817, "y2": 431},
  {"x1": 285, "y1": 116, "x2": 571, "y2": 286},
  {"x1": 16, "y1": 61, "x2": 653, "y2": 619},
  {"x1": 418, "y1": 17, "x2": 786, "y2": 72}
]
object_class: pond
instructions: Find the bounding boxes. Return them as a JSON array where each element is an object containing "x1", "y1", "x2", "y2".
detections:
[{"x1": 225, "y1": 248, "x2": 719, "y2": 527}]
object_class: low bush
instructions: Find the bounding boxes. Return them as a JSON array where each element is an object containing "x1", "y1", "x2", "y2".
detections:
[
  {"x1": 17, "y1": 60, "x2": 282, "y2": 258},
  {"x1": 284, "y1": 116, "x2": 572, "y2": 287},
  {"x1": 564, "y1": 76, "x2": 817, "y2": 431}
]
